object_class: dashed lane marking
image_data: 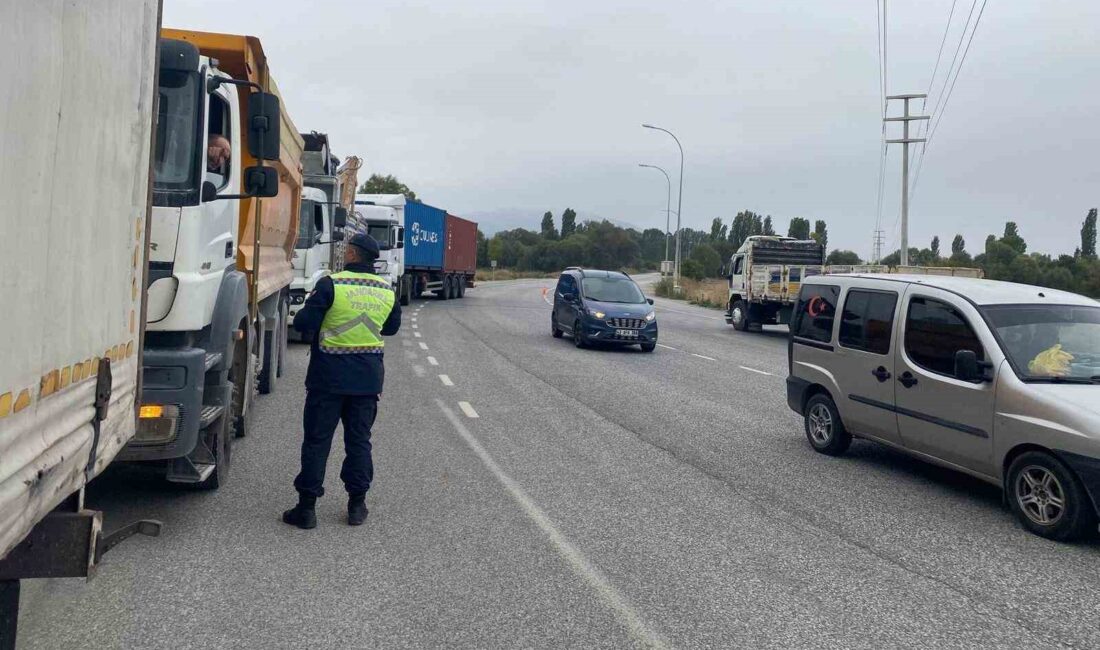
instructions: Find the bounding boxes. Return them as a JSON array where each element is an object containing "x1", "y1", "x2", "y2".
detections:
[
  {"x1": 414, "y1": 332, "x2": 422, "y2": 338},
  {"x1": 419, "y1": 342, "x2": 429, "y2": 350},
  {"x1": 691, "y1": 353, "x2": 717, "y2": 361},
  {"x1": 739, "y1": 365, "x2": 774, "y2": 376},
  {"x1": 458, "y1": 401, "x2": 479, "y2": 418},
  {"x1": 427, "y1": 356, "x2": 439, "y2": 366},
  {"x1": 413, "y1": 324, "x2": 419, "y2": 329},
  {"x1": 412, "y1": 365, "x2": 426, "y2": 377},
  {"x1": 434, "y1": 400, "x2": 669, "y2": 650},
  {"x1": 656, "y1": 343, "x2": 677, "y2": 350},
  {"x1": 439, "y1": 374, "x2": 454, "y2": 386}
]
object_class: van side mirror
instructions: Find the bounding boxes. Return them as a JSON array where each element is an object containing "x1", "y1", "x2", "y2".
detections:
[
  {"x1": 954, "y1": 350, "x2": 982, "y2": 382},
  {"x1": 333, "y1": 207, "x2": 348, "y2": 229},
  {"x1": 247, "y1": 92, "x2": 281, "y2": 161},
  {"x1": 244, "y1": 166, "x2": 278, "y2": 198},
  {"x1": 647, "y1": 298, "x2": 654, "y2": 305}
]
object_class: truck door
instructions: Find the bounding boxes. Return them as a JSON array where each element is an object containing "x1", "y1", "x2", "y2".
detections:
[
  {"x1": 894, "y1": 288, "x2": 997, "y2": 477},
  {"x1": 834, "y1": 285, "x2": 903, "y2": 445},
  {"x1": 729, "y1": 254, "x2": 745, "y2": 293},
  {"x1": 202, "y1": 84, "x2": 238, "y2": 271}
]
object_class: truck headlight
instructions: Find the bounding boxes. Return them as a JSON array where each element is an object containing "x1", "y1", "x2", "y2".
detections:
[
  {"x1": 645, "y1": 311, "x2": 656, "y2": 322},
  {"x1": 374, "y1": 261, "x2": 389, "y2": 273}
]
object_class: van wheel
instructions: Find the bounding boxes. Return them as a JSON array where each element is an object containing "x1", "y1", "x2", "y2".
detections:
[
  {"x1": 551, "y1": 318, "x2": 563, "y2": 338},
  {"x1": 1007, "y1": 451, "x2": 1097, "y2": 541},
  {"x1": 730, "y1": 300, "x2": 750, "y2": 332},
  {"x1": 640, "y1": 342, "x2": 656, "y2": 352},
  {"x1": 573, "y1": 320, "x2": 587, "y2": 348},
  {"x1": 804, "y1": 394, "x2": 851, "y2": 456}
]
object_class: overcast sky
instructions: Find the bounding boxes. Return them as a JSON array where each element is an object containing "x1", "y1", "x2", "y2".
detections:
[{"x1": 165, "y1": 0, "x2": 1099, "y2": 258}]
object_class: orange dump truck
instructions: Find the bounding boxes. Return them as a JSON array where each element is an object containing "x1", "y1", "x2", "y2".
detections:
[{"x1": 119, "y1": 29, "x2": 303, "y2": 486}]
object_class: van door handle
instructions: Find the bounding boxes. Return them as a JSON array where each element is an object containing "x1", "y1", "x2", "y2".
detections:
[
  {"x1": 872, "y1": 366, "x2": 891, "y2": 382},
  {"x1": 898, "y1": 371, "x2": 918, "y2": 388}
]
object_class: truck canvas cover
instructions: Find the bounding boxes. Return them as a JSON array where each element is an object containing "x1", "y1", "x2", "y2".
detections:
[{"x1": 0, "y1": 0, "x2": 159, "y2": 558}]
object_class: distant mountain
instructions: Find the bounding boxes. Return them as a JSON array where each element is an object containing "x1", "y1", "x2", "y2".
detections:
[{"x1": 464, "y1": 208, "x2": 647, "y2": 235}]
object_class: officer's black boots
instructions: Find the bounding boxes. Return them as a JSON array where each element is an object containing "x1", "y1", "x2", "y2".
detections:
[
  {"x1": 348, "y1": 494, "x2": 368, "y2": 526},
  {"x1": 282, "y1": 494, "x2": 318, "y2": 530}
]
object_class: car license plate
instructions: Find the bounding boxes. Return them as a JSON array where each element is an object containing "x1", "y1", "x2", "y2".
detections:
[{"x1": 615, "y1": 329, "x2": 638, "y2": 338}]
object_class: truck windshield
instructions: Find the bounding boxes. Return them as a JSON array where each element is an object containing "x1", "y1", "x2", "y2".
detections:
[
  {"x1": 297, "y1": 200, "x2": 317, "y2": 249},
  {"x1": 367, "y1": 224, "x2": 391, "y2": 247},
  {"x1": 984, "y1": 304, "x2": 1100, "y2": 382},
  {"x1": 581, "y1": 277, "x2": 646, "y2": 304},
  {"x1": 153, "y1": 70, "x2": 201, "y2": 199}
]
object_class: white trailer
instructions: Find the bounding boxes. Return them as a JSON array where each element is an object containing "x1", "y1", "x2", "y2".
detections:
[{"x1": 0, "y1": 0, "x2": 162, "y2": 642}]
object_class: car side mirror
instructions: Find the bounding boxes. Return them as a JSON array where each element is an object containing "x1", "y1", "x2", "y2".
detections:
[
  {"x1": 244, "y1": 166, "x2": 278, "y2": 198},
  {"x1": 333, "y1": 206, "x2": 348, "y2": 229},
  {"x1": 954, "y1": 350, "x2": 981, "y2": 382},
  {"x1": 201, "y1": 180, "x2": 218, "y2": 202},
  {"x1": 646, "y1": 298, "x2": 654, "y2": 305},
  {"x1": 247, "y1": 92, "x2": 281, "y2": 161}
]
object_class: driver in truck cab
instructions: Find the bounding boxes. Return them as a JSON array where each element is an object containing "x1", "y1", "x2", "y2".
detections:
[
  {"x1": 283, "y1": 233, "x2": 402, "y2": 530},
  {"x1": 206, "y1": 133, "x2": 231, "y2": 174}
]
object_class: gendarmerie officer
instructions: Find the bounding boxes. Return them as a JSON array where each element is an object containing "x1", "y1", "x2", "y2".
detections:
[{"x1": 283, "y1": 233, "x2": 401, "y2": 529}]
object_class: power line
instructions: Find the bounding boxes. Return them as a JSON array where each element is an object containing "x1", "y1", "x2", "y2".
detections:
[{"x1": 908, "y1": 0, "x2": 959, "y2": 191}]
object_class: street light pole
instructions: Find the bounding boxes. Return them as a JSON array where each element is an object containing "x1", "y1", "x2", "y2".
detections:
[
  {"x1": 643, "y1": 124, "x2": 683, "y2": 291},
  {"x1": 638, "y1": 163, "x2": 672, "y2": 272}
]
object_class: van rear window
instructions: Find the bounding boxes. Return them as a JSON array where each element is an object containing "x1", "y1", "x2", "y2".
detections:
[{"x1": 792, "y1": 285, "x2": 839, "y2": 343}]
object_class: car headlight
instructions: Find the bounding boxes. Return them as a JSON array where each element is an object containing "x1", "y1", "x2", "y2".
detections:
[
  {"x1": 591, "y1": 310, "x2": 605, "y2": 319},
  {"x1": 645, "y1": 311, "x2": 656, "y2": 322}
]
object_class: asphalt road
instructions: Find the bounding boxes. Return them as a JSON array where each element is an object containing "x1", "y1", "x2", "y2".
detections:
[{"x1": 18, "y1": 274, "x2": 1100, "y2": 649}]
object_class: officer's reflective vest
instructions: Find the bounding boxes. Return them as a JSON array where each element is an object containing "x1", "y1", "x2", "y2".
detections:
[{"x1": 318, "y1": 271, "x2": 395, "y2": 354}]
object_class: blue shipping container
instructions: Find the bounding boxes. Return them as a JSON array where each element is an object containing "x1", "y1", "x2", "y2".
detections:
[{"x1": 403, "y1": 201, "x2": 447, "y2": 270}]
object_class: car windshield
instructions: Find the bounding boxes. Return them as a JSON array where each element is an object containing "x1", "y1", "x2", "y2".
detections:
[
  {"x1": 581, "y1": 277, "x2": 645, "y2": 304},
  {"x1": 984, "y1": 304, "x2": 1100, "y2": 382}
]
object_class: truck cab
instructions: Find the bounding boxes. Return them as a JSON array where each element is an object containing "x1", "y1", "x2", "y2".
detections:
[
  {"x1": 355, "y1": 194, "x2": 406, "y2": 296},
  {"x1": 290, "y1": 187, "x2": 346, "y2": 323}
]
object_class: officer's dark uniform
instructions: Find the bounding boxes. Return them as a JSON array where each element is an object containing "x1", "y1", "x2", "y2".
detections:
[{"x1": 282, "y1": 234, "x2": 401, "y2": 529}]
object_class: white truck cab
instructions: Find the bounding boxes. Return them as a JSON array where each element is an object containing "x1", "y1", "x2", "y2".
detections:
[
  {"x1": 355, "y1": 193, "x2": 406, "y2": 295},
  {"x1": 289, "y1": 186, "x2": 346, "y2": 323}
]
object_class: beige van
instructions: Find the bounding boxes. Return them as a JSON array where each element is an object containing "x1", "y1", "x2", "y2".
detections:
[{"x1": 786, "y1": 274, "x2": 1100, "y2": 541}]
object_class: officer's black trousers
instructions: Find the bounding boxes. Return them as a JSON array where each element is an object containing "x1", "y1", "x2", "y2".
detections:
[{"x1": 293, "y1": 391, "x2": 378, "y2": 498}]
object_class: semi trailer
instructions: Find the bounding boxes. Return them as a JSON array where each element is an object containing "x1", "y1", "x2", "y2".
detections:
[{"x1": 118, "y1": 28, "x2": 302, "y2": 487}]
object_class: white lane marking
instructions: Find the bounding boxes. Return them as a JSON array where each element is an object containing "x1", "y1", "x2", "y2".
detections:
[
  {"x1": 419, "y1": 342, "x2": 429, "y2": 350},
  {"x1": 739, "y1": 365, "x2": 774, "y2": 376},
  {"x1": 412, "y1": 318, "x2": 418, "y2": 322},
  {"x1": 652, "y1": 303, "x2": 725, "y2": 321},
  {"x1": 691, "y1": 353, "x2": 717, "y2": 361},
  {"x1": 414, "y1": 332, "x2": 422, "y2": 338},
  {"x1": 413, "y1": 324, "x2": 419, "y2": 329},
  {"x1": 435, "y1": 400, "x2": 669, "y2": 650},
  {"x1": 439, "y1": 374, "x2": 454, "y2": 386},
  {"x1": 401, "y1": 340, "x2": 412, "y2": 348},
  {"x1": 412, "y1": 365, "x2": 426, "y2": 377},
  {"x1": 655, "y1": 343, "x2": 677, "y2": 350},
  {"x1": 458, "y1": 401, "x2": 479, "y2": 418},
  {"x1": 541, "y1": 288, "x2": 553, "y2": 305},
  {"x1": 427, "y1": 356, "x2": 439, "y2": 366}
]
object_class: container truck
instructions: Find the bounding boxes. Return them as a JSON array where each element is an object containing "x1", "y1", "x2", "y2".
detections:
[
  {"x1": 118, "y1": 28, "x2": 301, "y2": 488},
  {"x1": 355, "y1": 194, "x2": 477, "y2": 304},
  {"x1": 288, "y1": 133, "x2": 353, "y2": 333},
  {"x1": 723, "y1": 236, "x2": 982, "y2": 331},
  {"x1": 0, "y1": 1, "x2": 163, "y2": 642}
]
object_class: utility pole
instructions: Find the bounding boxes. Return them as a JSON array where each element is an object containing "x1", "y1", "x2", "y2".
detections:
[
  {"x1": 885, "y1": 94, "x2": 928, "y2": 267},
  {"x1": 871, "y1": 229, "x2": 885, "y2": 264}
]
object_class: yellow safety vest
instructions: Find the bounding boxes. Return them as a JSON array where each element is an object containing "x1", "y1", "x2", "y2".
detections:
[{"x1": 318, "y1": 271, "x2": 396, "y2": 354}]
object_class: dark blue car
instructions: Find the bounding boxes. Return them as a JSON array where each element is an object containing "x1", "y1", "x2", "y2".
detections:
[{"x1": 551, "y1": 268, "x2": 658, "y2": 352}]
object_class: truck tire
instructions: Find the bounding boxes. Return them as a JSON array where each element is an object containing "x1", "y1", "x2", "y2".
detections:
[
  {"x1": 439, "y1": 276, "x2": 450, "y2": 301},
  {"x1": 258, "y1": 326, "x2": 276, "y2": 394},
  {"x1": 399, "y1": 276, "x2": 411, "y2": 306},
  {"x1": 197, "y1": 394, "x2": 232, "y2": 490},
  {"x1": 457, "y1": 277, "x2": 466, "y2": 298},
  {"x1": 231, "y1": 332, "x2": 251, "y2": 438},
  {"x1": 730, "y1": 300, "x2": 751, "y2": 332},
  {"x1": 276, "y1": 297, "x2": 288, "y2": 378}
]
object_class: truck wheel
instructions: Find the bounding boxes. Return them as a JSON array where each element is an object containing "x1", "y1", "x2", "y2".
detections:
[
  {"x1": 231, "y1": 334, "x2": 250, "y2": 438},
  {"x1": 1007, "y1": 451, "x2": 1097, "y2": 541},
  {"x1": 258, "y1": 326, "x2": 276, "y2": 395},
  {"x1": 804, "y1": 393, "x2": 851, "y2": 456},
  {"x1": 730, "y1": 300, "x2": 751, "y2": 332},
  {"x1": 399, "y1": 276, "x2": 411, "y2": 306},
  {"x1": 439, "y1": 277, "x2": 451, "y2": 300},
  {"x1": 197, "y1": 389, "x2": 232, "y2": 490},
  {"x1": 457, "y1": 277, "x2": 466, "y2": 298},
  {"x1": 276, "y1": 298, "x2": 288, "y2": 378}
]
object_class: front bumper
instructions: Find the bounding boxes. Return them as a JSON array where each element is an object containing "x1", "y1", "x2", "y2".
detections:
[
  {"x1": 119, "y1": 346, "x2": 205, "y2": 461},
  {"x1": 581, "y1": 318, "x2": 658, "y2": 345}
]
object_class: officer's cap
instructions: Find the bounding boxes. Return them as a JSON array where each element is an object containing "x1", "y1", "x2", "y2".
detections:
[{"x1": 348, "y1": 233, "x2": 381, "y2": 259}]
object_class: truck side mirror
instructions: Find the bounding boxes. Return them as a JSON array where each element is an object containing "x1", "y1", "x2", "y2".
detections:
[
  {"x1": 201, "y1": 181, "x2": 218, "y2": 203},
  {"x1": 954, "y1": 349, "x2": 980, "y2": 382},
  {"x1": 243, "y1": 166, "x2": 278, "y2": 198},
  {"x1": 333, "y1": 207, "x2": 348, "y2": 229},
  {"x1": 247, "y1": 92, "x2": 281, "y2": 161},
  {"x1": 397, "y1": 226, "x2": 405, "y2": 249},
  {"x1": 331, "y1": 230, "x2": 345, "y2": 242}
]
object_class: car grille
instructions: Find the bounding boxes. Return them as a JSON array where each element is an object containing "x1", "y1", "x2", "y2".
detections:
[{"x1": 606, "y1": 318, "x2": 645, "y2": 329}]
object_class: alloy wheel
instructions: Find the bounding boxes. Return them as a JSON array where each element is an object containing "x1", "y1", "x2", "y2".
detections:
[
  {"x1": 1016, "y1": 465, "x2": 1067, "y2": 526},
  {"x1": 807, "y1": 403, "x2": 833, "y2": 445}
]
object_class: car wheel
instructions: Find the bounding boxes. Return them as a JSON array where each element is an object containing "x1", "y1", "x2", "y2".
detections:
[
  {"x1": 731, "y1": 300, "x2": 750, "y2": 332},
  {"x1": 551, "y1": 318, "x2": 563, "y2": 338},
  {"x1": 804, "y1": 393, "x2": 851, "y2": 456},
  {"x1": 1007, "y1": 451, "x2": 1097, "y2": 541},
  {"x1": 640, "y1": 342, "x2": 656, "y2": 352},
  {"x1": 572, "y1": 320, "x2": 587, "y2": 348}
]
